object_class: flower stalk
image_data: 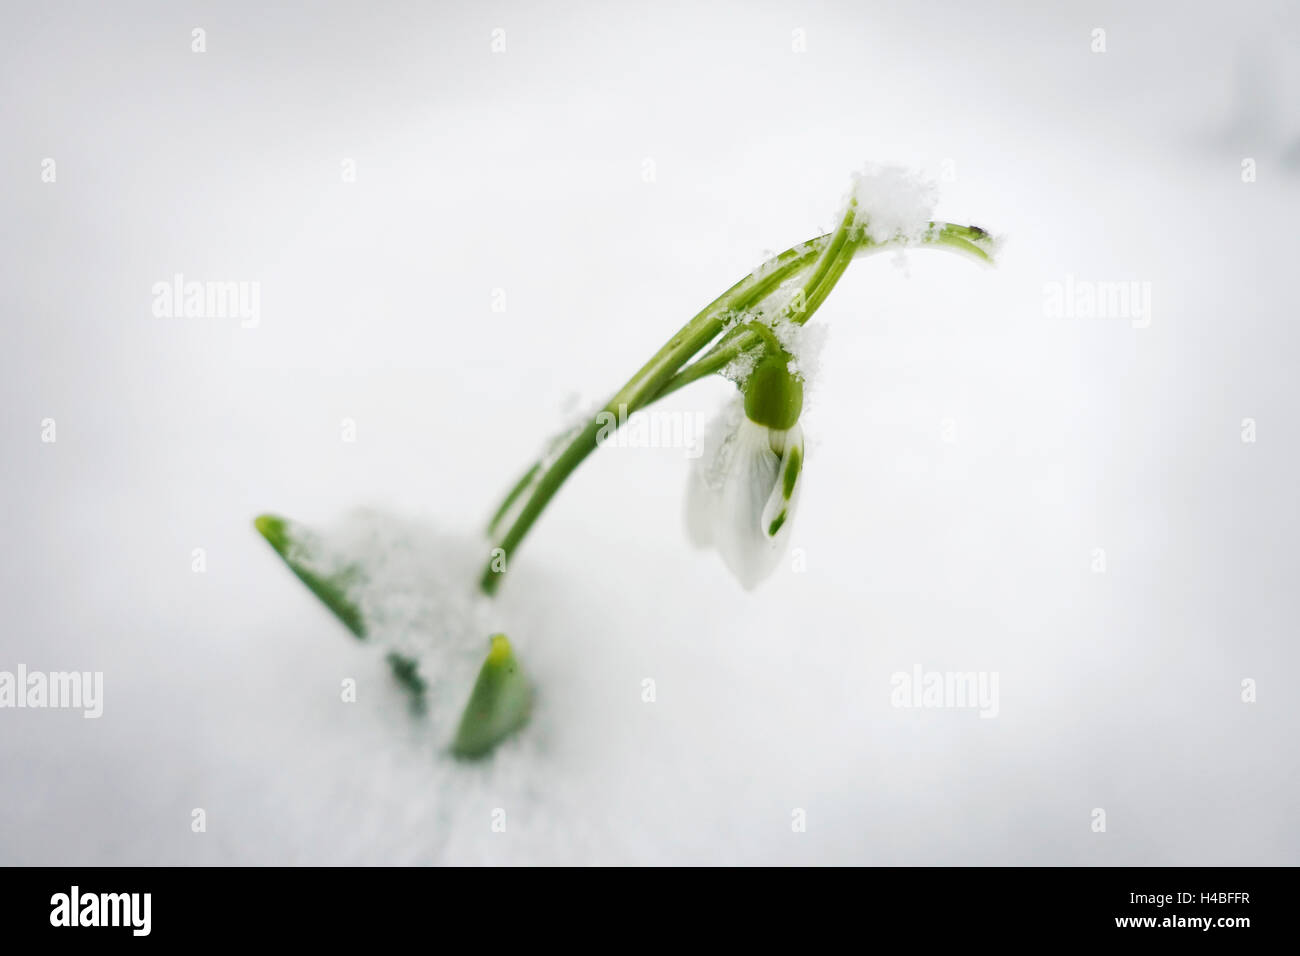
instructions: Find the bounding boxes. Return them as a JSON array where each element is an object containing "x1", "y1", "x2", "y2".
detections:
[{"x1": 479, "y1": 216, "x2": 997, "y2": 594}]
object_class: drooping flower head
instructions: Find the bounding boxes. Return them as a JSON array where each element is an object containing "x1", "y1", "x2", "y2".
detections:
[{"x1": 686, "y1": 348, "x2": 805, "y2": 589}]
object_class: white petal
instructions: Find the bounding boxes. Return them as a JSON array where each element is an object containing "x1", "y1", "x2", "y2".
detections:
[
  {"x1": 684, "y1": 401, "x2": 805, "y2": 590},
  {"x1": 715, "y1": 419, "x2": 784, "y2": 590},
  {"x1": 683, "y1": 399, "x2": 743, "y2": 549}
]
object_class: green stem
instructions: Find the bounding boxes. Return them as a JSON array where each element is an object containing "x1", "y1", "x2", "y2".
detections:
[
  {"x1": 486, "y1": 461, "x2": 541, "y2": 537},
  {"x1": 655, "y1": 223, "x2": 992, "y2": 403},
  {"x1": 478, "y1": 219, "x2": 996, "y2": 594},
  {"x1": 478, "y1": 241, "x2": 827, "y2": 595}
]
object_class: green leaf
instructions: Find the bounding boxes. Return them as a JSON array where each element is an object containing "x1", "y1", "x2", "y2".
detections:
[
  {"x1": 254, "y1": 514, "x2": 366, "y2": 638},
  {"x1": 254, "y1": 513, "x2": 425, "y2": 704},
  {"x1": 451, "y1": 634, "x2": 532, "y2": 759}
]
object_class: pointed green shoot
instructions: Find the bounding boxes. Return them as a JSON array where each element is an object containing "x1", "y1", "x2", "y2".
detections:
[{"x1": 451, "y1": 634, "x2": 532, "y2": 759}]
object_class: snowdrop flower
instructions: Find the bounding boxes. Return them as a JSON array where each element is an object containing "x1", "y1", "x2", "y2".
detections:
[{"x1": 686, "y1": 351, "x2": 805, "y2": 589}]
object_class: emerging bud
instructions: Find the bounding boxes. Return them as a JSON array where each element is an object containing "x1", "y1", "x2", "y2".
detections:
[{"x1": 451, "y1": 634, "x2": 533, "y2": 759}]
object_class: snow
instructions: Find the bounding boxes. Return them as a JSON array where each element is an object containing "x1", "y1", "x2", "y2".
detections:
[
  {"x1": 717, "y1": 299, "x2": 827, "y2": 393},
  {"x1": 721, "y1": 345, "x2": 760, "y2": 385},
  {"x1": 238, "y1": 509, "x2": 683, "y2": 863},
  {"x1": 773, "y1": 316, "x2": 828, "y2": 387},
  {"x1": 281, "y1": 510, "x2": 496, "y2": 733},
  {"x1": 849, "y1": 164, "x2": 939, "y2": 246}
]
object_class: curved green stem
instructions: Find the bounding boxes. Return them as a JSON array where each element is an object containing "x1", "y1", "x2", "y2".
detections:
[
  {"x1": 654, "y1": 223, "x2": 993, "y2": 404},
  {"x1": 478, "y1": 241, "x2": 828, "y2": 594},
  {"x1": 486, "y1": 461, "x2": 542, "y2": 537},
  {"x1": 478, "y1": 218, "x2": 996, "y2": 594},
  {"x1": 739, "y1": 319, "x2": 786, "y2": 356}
]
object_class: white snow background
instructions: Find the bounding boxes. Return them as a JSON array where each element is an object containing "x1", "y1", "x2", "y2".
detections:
[{"x1": 2, "y1": 0, "x2": 1298, "y2": 864}]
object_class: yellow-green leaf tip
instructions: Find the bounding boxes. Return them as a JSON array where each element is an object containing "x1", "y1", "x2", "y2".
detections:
[
  {"x1": 254, "y1": 513, "x2": 289, "y2": 555},
  {"x1": 487, "y1": 633, "x2": 512, "y2": 665}
]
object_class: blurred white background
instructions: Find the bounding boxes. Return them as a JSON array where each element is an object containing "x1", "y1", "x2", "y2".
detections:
[{"x1": 1, "y1": 0, "x2": 1297, "y2": 864}]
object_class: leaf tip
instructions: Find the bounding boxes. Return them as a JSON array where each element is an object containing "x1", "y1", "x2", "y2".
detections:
[{"x1": 254, "y1": 513, "x2": 289, "y2": 553}]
